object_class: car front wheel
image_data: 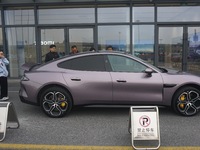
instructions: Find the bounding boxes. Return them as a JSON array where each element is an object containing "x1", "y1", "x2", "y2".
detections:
[
  {"x1": 40, "y1": 87, "x2": 72, "y2": 118},
  {"x1": 172, "y1": 86, "x2": 200, "y2": 116}
]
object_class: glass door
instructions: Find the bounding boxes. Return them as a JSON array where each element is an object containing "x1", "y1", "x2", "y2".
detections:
[
  {"x1": 68, "y1": 28, "x2": 94, "y2": 53},
  {"x1": 158, "y1": 26, "x2": 200, "y2": 75},
  {"x1": 187, "y1": 27, "x2": 200, "y2": 75},
  {"x1": 158, "y1": 27, "x2": 183, "y2": 71}
]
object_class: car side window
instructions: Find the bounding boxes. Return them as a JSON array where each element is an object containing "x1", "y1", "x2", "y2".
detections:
[
  {"x1": 107, "y1": 55, "x2": 147, "y2": 72},
  {"x1": 58, "y1": 55, "x2": 106, "y2": 71}
]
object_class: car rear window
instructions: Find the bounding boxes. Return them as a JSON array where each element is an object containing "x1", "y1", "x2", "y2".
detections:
[{"x1": 58, "y1": 55, "x2": 106, "y2": 71}]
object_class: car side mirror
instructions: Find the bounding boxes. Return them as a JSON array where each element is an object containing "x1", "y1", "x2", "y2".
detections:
[{"x1": 144, "y1": 68, "x2": 153, "y2": 77}]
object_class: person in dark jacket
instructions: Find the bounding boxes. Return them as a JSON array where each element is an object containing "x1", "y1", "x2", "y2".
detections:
[
  {"x1": 106, "y1": 45, "x2": 113, "y2": 51},
  {"x1": 69, "y1": 45, "x2": 79, "y2": 55},
  {"x1": 45, "y1": 44, "x2": 59, "y2": 62}
]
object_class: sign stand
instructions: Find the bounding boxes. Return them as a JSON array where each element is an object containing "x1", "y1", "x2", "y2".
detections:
[
  {"x1": 0, "y1": 102, "x2": 20, "y2": 142},
  {"x1": 128, "y1": 106, "x2": 160, "y2": 150}
]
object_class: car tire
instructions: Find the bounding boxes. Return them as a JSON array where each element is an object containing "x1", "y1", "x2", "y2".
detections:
[
  {"x1": 40, "y1": 86, "x2": 73, "y2": 118},
  {"x1": 172, "y1": 86, "x2": 200, "y2": 116}
]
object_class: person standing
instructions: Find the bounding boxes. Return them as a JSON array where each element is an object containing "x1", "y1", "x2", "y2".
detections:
[
  {"x1": 45, "y1": 44, "x2": 59, "y2": 62},
  {"x1": 106, "y1": 45, "x2": 113, "y2": 51},
  {"x1": 0, "y1": 50, "x2": 9, "y2": 101},
  {"x1": 89, "y1": 47, "x2": 96, "y2": 52},
  {"x1": 69, "y1": 45, "x2": 79, "y2": 54}
]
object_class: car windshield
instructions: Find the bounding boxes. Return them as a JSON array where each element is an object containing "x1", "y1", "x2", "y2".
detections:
[{"x1": 129, "y1": 54, "x2": 167, "y2": 73}]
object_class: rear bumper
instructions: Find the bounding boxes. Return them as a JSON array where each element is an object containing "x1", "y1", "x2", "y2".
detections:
[
  {"x1": 19, "y1": 94, "x2": 38, "y2": 106},
  {"x1": 19, "y1": 81, "x2": 41, "y2": 106}
]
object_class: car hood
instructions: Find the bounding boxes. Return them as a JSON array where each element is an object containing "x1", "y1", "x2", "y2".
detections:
[
  {"x1": 158, "y1": 67, "x2": 191, "y2": 75},
  {"x1": 161, "y1": 68, "x2": 200, "y2": 86},
  {"x1": 167, "y1": 69, "x2": 190, "y2": 75}
]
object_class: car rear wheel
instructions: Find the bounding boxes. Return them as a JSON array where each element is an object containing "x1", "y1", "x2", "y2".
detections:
[
  {"x1": 40, "y1": 87, "x2": 72, "y2": 118},
  {"x1": 172, "y1": 86, "x2": 200, "y2": 116}
]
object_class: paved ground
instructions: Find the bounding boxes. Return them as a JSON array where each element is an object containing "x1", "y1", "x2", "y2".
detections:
[{"x1": 1, "y1": 78, "x2": 200, "y2": 150}]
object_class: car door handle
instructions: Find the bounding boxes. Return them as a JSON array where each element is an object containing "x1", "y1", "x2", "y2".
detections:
[
  {"x1": 71, "y1": 78, "x2": 81, "y2": 81},
  {"x1": 116, "y1": 79, "x2": 127, "y2": 83}
]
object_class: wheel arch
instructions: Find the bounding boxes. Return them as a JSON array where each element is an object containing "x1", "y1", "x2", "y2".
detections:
[
  {"x1": 37, "y1": 84, "x2": 74, "y2": 106},
  {"x1": 171, "y1": 83, "x2": 200, "y2": 106}
]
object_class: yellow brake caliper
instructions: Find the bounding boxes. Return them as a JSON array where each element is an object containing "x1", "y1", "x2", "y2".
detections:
[
  {"x1": 60, "y1": 98, "x2": 67, "y2": 108},
  {"x1": 61, "y1": 102, "x2": 66, "y2": 108},
  {"x1": 179, "y1": 94, "x2": 186, "y2": 109}
]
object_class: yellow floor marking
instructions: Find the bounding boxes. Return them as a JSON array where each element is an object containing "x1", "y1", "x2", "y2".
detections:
[{"x1": 0, "y1": 144, "x2": 200, "y2": 150}]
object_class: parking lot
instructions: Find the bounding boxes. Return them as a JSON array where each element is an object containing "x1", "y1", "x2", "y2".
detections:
[{"x1": 0, "y1": 79, "x2": 200, "y2": 150}]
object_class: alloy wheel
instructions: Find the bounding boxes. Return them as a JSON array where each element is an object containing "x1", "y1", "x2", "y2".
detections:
[
  {"x1": 176, "y1": 90, "x2": 200, "y2": 116},
  {"x1": 42, "y1": 91, "x2": 69, "y2": 117}
]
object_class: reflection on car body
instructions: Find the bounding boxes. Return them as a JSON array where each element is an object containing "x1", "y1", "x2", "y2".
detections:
[{"x1": 19, "y1": 51, "x2": 200, "y2": 118}]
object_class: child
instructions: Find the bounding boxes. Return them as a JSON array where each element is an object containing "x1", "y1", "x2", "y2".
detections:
[{"x1": 0, "y1": 51, "x2": 9, "y2": 101}]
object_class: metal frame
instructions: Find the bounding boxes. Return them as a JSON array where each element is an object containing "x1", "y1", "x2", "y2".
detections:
[
  {"x1": 128, "y1": 106, "x2": 160, "y2": 150},
  {"x1": 0, "y1": 102, "x2": 19, "y2": 142}
]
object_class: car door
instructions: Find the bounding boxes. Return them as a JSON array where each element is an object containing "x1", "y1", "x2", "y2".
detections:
[
  {"x1": 59, "y1": 54, "x2": 112, "y2": 105},
  {"x1": 107, "y1": 54, "x2": 163, "y2": 104}
]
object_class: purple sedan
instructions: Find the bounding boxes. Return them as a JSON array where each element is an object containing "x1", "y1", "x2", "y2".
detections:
[{"x1": 19, "y1": 51, "x2": 200, "y2": 117}]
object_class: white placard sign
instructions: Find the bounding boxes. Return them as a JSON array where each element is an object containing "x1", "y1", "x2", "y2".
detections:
[
  {"x1": 0, "y1": 107, "x2": 7, "y2": 133},
  {"x1": 133, "y1": 111, "x2": 158, "y2": 140},
  {"x1": 129, "y1": 106, "x2": 160, "y2": 150},
  {"x1": 0, "y1": 102, "x2": 19, "y2": 142}
]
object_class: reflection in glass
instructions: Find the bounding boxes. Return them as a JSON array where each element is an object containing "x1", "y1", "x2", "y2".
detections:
[
  {"x1": 98, "y1": 26, "x2": 130, "y2": 52},
  {"x1": 158, "y1": 27, "x2": 183, "y2": 71},
  {"x1": 97, "y1": 0, "x2": 129, "y2": 2},
  {"x1": 187, "y1": 27, "x2": 200, "y2": 75},
  {"x1": 1, "y1": 0, "x2": 33, "y2": 3},
  {"x1": 41, "y1": 29, "x2": 65, "y2": 62},
  {"x1": 4, "y1": 8, "x2": 34, "y2": 25},
  {"x1": 0, "y1": 12, "x2": 1, "y2": 25},
  {"x1": 133, "y1": 7, "x2": 154, "y2": 22},
  {"x1": 6, "y1": 27, "x2": 36, "y2": 77},
  {"x1": 38, "y1": 8, "x2": 95, "y2": 24},
  {"x1": 69, "y1": 28, "x2": 93, "y2": 53},
  {"x1": 108, "y1": 55, "x2": 147, "y2": 72},
  {"x1": 0, "y1": 28, "x2": 2, "y2": 49},
  {"x1": 98, "y1": 7, "x2": 129, "y2": 23},
  {"x1": 36, "y1": 0, "x2": 94, "y2": 1},
  {"x1": 158, "y1": 6, "x2": 200, "y2": 22},
  {"x1": 133, "y1": 25, "x2": 154, "y2": 64}
]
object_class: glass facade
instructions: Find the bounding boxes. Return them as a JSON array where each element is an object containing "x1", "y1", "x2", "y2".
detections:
[
  {"x1": 0, "y1": 0, "x2": 200, "y2": 77},
  {"x1": 0, "y1": 28, "x2": 2, "y2": 49},
  {"x1": 187, "y1": 27, "x2": 200, "y2": 75},
  {"x1": 158, "y1": 6, "x2": 200, "y2": 22},
  {"x1": 6, "y1": 27, "x2": 36, "y2": 77},
  {"x1": 133, "y1": 25, "x2": 154, "y2": 64},
  {"x1": 4, "y1": 8, "x2": 35, "y2": 25},
  {"x1": 41, "y1": 29, "x2": 65, "y2": 63},
  {"x1": 98, "y1": 25, "x2": 130, "y2": 51},
  {"x1": 38, "y1": 8, "x2": 95, "y2": 24},
  {"x1": 98, "y1": 7, "x2": 129, "y2": 23},
  {"x1": 69, "y1": 28, "x2": 94, "y2": 52},
  {"x1": 158, "y1": 27, "x2": 183, "y2": 71},
  {"x1": 132, "y1": 7, "x2": 154, "y2": 22},
  {"x1": 0, "y1": 11, "x2": 2, "y2": 25}
]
